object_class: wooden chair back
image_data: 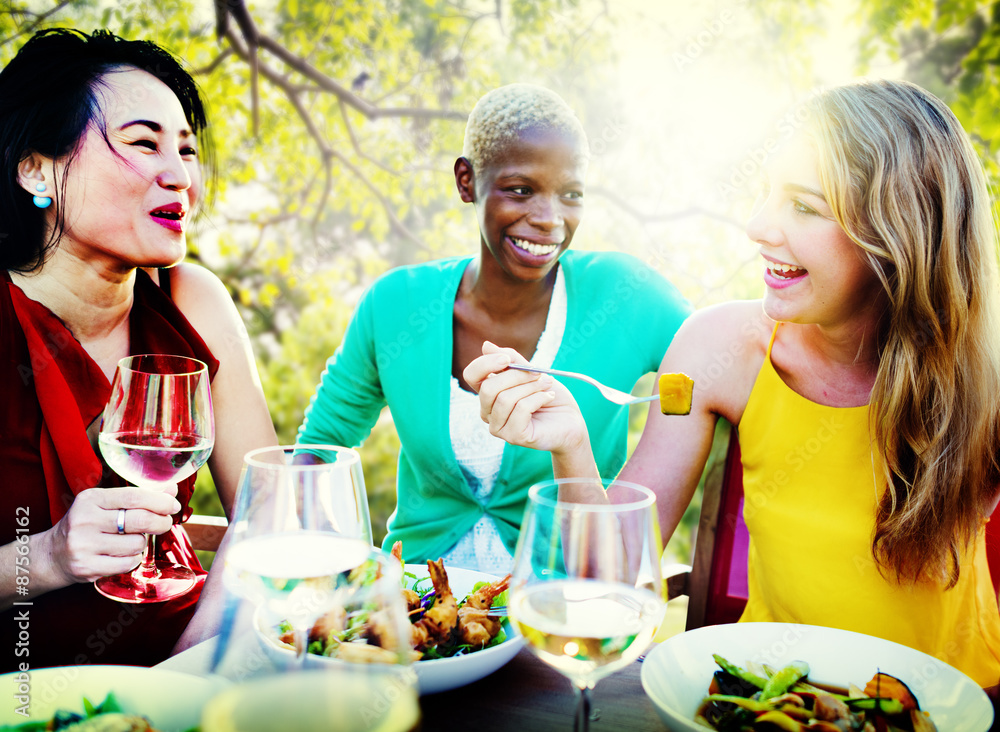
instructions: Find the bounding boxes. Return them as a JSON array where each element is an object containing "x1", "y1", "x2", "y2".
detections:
[
  {"x1": 665, "y1": 422, "x2": 748, "y2": 629},
  {"x1": 184, "y1": 514, "x2": 228, "y2": 552},
  {"x1": 988, "y1": 501, "x2": 1000, "y2": 601}
]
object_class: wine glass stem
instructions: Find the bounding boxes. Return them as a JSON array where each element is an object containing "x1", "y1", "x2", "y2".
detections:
[
  {"x1": 136, "y1": 534, "x2": 160, "y2": 580},
  {"x1": 573, "y1": 684, "x2": 594, "y2": 732}
]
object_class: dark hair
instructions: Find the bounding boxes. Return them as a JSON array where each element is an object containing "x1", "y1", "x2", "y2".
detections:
[{"x1": 0, "y1": 28, "x2": 214, "y2": 271}]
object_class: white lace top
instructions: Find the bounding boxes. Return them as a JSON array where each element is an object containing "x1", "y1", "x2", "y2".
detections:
[{"x1": 440, "y1": 267, "x2": 567, "y2": 575}]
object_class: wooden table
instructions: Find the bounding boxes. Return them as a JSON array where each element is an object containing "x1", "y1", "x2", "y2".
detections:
[{"x1": 421, "y1": 647, "x2": 665, "y2": 731}]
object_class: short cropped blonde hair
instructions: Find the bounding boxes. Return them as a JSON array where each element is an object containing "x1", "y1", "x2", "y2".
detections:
[{"x1": 462, "y1": 83, "x2": 588, "y2": 174}]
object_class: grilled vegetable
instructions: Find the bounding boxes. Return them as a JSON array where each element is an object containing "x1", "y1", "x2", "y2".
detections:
[
  {"x1": 760, "y1": 660, "x2": 809, "y2": 700},
  {"x1": 863, "y1": 672, "x2": 920, "y2": 712}
]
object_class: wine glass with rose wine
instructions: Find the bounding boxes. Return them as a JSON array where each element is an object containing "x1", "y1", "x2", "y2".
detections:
[
  {"x1": 509, "y1": 479, "x2": 666, "y2": 732},
  {"x1": 96, "y1": 354, "x2": 215, "y2": 603}
]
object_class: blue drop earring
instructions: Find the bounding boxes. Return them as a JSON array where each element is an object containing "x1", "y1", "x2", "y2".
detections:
[{"x1": 32, "y1": 182, "x2": 51, "y2": 209}]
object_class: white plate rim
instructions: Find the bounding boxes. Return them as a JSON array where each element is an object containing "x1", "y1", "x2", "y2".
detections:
[{"x1": 640, "y1": 622, "x2": 994, "y2": 732}]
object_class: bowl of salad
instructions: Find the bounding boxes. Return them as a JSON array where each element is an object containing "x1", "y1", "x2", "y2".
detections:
[
  {"x1": 0, "y1": 665, "x2": 228, "y2": 731},
  {"x1": 255, "y1": 559, "x2": 523, "y2": 694},
  {"x1": 640, "y1": 622, "x2": 993, "y2": 732}
]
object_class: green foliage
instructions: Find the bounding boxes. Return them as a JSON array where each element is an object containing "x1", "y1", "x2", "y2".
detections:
[
  {"x1": 858, "y1": 0, "x2": 1000, "y2": 189},
  {"x1": 0, "y1": 0, "x2": 862, "y2": 571}
]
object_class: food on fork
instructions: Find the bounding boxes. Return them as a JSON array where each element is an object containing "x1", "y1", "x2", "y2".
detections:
[
  {"x1": 658, "y1": 372, "x2": 694, "y2": 415},
  {"x1": 457, "y1": 574, "x2": 511, "y2": 646}
]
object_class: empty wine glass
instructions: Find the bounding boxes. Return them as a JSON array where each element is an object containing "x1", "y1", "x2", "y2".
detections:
[
  {"x1": 509, "y1": 478, "x2": 666, "y2": 732},
  {"x1": 96, "y1": 354, "x2": 215, "y2": 603},
  {"x1": 222, "y1": 445, "x2": 374, "y2": 663}
]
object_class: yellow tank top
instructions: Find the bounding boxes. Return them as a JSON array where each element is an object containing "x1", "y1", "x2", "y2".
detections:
[{"x1": 739, "y1": 324, "x2": 1000, "y2": 688}]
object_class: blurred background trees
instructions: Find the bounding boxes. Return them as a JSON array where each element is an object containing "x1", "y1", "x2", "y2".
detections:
[{"x1": 3, "y1": 0, "x2": 997, "y2": 561}]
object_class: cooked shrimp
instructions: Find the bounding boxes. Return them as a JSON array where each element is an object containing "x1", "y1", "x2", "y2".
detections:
[
  {"x1": 390, "y1": 541, "x2": 422, "y2": 613},
  {"x1": 390, "y1": 540, "x2": 405, "y2": 567},
  {"x1": 410, "y1": 559, "x2": 457, "y2": 650},
  {"x1": 456, "y1": 607, "x2": 502, "y2": 647},
  {"x1": 308, "y1": 605, "x2": 347, "y2": 645},
  {"x1": 463, "y1": 574, "x2": 510, "y2": 611},
  {"x1": 335, "y1": 640, "x2": 404, "y2": 665},
  {"x1": 402, "y1": 587, "x2": 422, "y2": 614},
  {"x1": 456, "y1": 573, "x2": 510, "y2": 647}
]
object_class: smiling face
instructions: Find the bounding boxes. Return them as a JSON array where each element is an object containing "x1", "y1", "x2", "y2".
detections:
[
  {"x1": 458, "y1": 126, "x2": 586, "y2": 283},
  {"x1": 29, "y1": 67, "x2": 201, "y2": 272},
  {"x1": 745, "y1": 135, "x2": 882, "y2": 329}
]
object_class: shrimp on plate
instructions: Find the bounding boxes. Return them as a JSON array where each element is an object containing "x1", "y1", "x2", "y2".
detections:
[
  {"x1": 457, "y1": 573, "x2": 510, "y2": 647},
  {"x1": 391, "y1": 541, "x2": 422, "y2": 613},
  {"x1": 410, "y1": 559, "x2": 457, "y2": 651}
]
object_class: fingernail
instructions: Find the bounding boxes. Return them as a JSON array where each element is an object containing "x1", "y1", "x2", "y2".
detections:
[
  {"x1": 498, "y1": 354, "x2": 510, "y2": 367},
  {"x1": 539, "y1": 375, "x2": 554, "y2": 387}
]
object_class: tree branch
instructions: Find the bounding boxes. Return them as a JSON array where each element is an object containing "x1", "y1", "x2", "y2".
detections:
[
  {"x1": 219, "y1": 0, "x2": 466, "y2": 121},
  {"x1": 328, "y1": 145, "x2": 431, "y2": 254},
  {"x1": 223, "y1": 26, "x2": 429, "y2": 250},
  {"x1": 0, "y1": 0, "x2": 73, "y2": 49},
  {"x1": 588, "y1": 185, "x2": 745, "y2": 230},
  {"x1": 338, "y1": 98, "x2": 400, "y2": 175},
  {"x1": 191, "y1": 47, "x2": 233, "y2": 76}
]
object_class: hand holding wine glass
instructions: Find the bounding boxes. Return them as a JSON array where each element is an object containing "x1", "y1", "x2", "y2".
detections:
[
  {"x1": 509, "y1": 479, "x2": 666, "y2": 732},
  {"x1": 96, "y1": 354, "x2": 215, "y2": 603}
]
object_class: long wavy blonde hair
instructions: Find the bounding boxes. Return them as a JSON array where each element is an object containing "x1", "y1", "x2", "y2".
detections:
[{"x1": 807, "y1": 79, "x2": 1000, "y2": 586}]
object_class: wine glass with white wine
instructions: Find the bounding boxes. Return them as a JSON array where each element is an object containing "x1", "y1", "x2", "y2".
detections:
[
  {"x1": 221, "y1": 445, "x2": 374, "y2": 664},
  {"x1": 96, "y1": 354, "x2": 214, "y2": 603},
  {"x1": 204, "y1": 547, "x2": 421, "y2": 732},
  {"x1": 509, "y1": 478, "x2": 666, "y2": 732}
]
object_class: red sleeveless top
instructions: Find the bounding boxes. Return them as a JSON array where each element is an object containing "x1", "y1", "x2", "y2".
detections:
[{"x1": 0, "y1": 268, "x2": 218, "y2": 671}]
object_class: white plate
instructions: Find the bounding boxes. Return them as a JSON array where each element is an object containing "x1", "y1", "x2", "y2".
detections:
[
  {"x1": 0, "y1": 664, "x2": 229, "y2": 730},
  {"x1": 640, "y1": 622, "x2": 994, "y2": 732},
  {"x1": 256, "y1": 564, "x2": 523, "y2": 695}
]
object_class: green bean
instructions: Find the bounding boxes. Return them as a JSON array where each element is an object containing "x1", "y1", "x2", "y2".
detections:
[
  {"x1": 702, "y1": 694, "x2": 775, "y2": 712},
  {"x1": 846, "y1": 697, "x2": 905, "y2": 715},
  {"x1": 760, "y1": 660, "x2": 810, "y2": 700},
  {"x1": 712, "y1": 654, "x2": 768, "y2": 689}
]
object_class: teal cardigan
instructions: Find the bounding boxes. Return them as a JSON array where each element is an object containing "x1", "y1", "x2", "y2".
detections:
[{"x1": 298, "y1": 250, "x2": 691, "y2": 562}]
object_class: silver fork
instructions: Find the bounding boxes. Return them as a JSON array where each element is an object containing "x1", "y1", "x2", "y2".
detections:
[{"x1": 506, "y1": 364, "x2": 658, "y2": 407}]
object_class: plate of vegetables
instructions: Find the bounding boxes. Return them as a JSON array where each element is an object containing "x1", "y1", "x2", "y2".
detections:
[
  {"x1": 640, "y1": 623, "x2": 993, "y2": 732},
  {"x1": 255, "y1": 557, "x2": 523, "y2": 694},
  {"x1": 0, "y1": 665, "x2": 228, "y2": 731}
]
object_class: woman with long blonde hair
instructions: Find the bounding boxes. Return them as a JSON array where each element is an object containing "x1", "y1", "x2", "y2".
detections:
[{"x1": 466, "y1": 79, "x2": 1000, "y2": 688}]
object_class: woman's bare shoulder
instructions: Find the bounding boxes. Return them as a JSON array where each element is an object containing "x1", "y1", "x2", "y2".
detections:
[
  {"x1": 670, "y1": 300, "x2": 773, "y2": 355},
  {"x1": 161, "y1": 263, "x2": 243, "y2": 350},
  {"x1": 663, "y1": 300, "x2": 774, "y2": 422}
]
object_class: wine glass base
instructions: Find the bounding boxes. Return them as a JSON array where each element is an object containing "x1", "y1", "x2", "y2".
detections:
[{"x1": 95, "y1": 562, "x2": 197, "y2": 604}]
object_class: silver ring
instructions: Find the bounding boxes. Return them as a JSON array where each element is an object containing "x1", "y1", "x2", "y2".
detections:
[{"x1": 117, "y1": 508, "x2": 126, "y2": 535}]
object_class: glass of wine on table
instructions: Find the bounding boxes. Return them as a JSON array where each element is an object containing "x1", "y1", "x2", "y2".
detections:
[
  {"x1": 221, "y1": 445, "x2": 374, "y2": 666},
  {"x1": 96, "y1": 354, "x2": 215, "y2": 603},
  {"x1": 509, "y1": 479, "x2": 667, "y2": 732}
]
